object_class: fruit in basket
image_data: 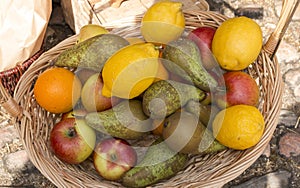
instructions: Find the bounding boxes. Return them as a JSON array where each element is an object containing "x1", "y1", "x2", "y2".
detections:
[
  {"x1": 185, "y1": 99, "x2": 218, "y2": 126},
  {"x1": 163, "y1": 111, "x2": 226, "y2": 154},
  {"x1": 188, "y1": 27, "x2": 216, "y2": 50},
  {"x1": 187, "y1": 26, "x2": 218, "y2": 70},
  {"x1": 212, "y1": 105, "x2": 265, "y2": 150},
  {"x1": 85, "y1": 100, "x2": 152, "y2": 140},
  {"x1": 168, "y1": 71, "x2": 191, "y2": 84},
  {"x1": 76, "y1": 24, "x2": 109, "y2": 44},
  {"x1": 93, "y1": 138, "x2": 137, "y2": 181},
  {"x1": 33, "y1": 67, "x2": 82, "y2": 114},
  {"x1": 55, "y1": 34, "x2": 129, "y2": 72},
  {"x1": 215, "y1": 71, "x2": 259, "y2": 109},
  {"x1": 162, "y1": 37, "x2": 217, "y2": 91},
  {"x1": 75, "y1": 68, "x2": 98, "y2": 84},
  {"x1": 50, "y1": 118, "x2": 96, "y2": 164},
  {"x1": 102, "y1": 43, "x2": 159, "y2": 99},
  {"x1": 81, "y1": 73, "x2": 121, "y2": 112},
  {"x1": 122, "y1": 138, "x2": 188, "y2": 187},
  {"x1": 61, "y1": 108, "x2": 88, "y2": 120},
  {"x1": 141, "y1": 1, "x2": 185, "y2": 44},
  {"x1": 142, "y1": 80, "x2": 205, "y2": 119},
  {"x1": 151, "y1": 118, "x2": 165, "y2": 135},
  {"x1": 212, "y1": 16, "x2": 263, "y2": 71}
]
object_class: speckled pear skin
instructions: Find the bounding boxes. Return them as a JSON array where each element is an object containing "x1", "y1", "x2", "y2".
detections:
[
  {"x1": 85, "y1": 100, "x2": 151, "y2": 140},
  {"x1": 121, "y1": 138, "x2": 188, "y2": 188},
  {"x1": 142, "y1": 80, "x2": 205, "y2": 119},
  {"x1": 162, "y1": 37, "x2": 217, "y2": 91},
  {"x1": 55, "y1": 34, "x2": 129, "y2": 71}
]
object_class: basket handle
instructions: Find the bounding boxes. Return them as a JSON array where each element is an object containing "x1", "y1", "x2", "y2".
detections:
[
  {"x1": 0, "y1": 81, "x2": 23, "y2": 119},
  {"x1": 263, "y1": 0, "x2": 299, "y2": 59}
]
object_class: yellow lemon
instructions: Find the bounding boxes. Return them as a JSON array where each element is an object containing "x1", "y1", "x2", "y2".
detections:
[
  {"x1": 212, "y1": 105, "x2": 265, "y2": 150},
  {"x1": 77, "y1": 24, "x2": 109, "y2": 43},
  {"x1": 102, "y1": 43, "x2": 159, "y2": 99},
  {"x1": 212, "y1": 16, "x2": 263, "y2": 70},
  {"x1": 141, "y1": 1, "x2": 185, "y2": 44}
]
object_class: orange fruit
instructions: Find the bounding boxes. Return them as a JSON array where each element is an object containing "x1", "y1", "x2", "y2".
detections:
[{"x1": 33, "y1": 67, "x2": 82, "y2": 114}]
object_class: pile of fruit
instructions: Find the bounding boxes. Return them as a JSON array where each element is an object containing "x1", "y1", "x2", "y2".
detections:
[{"x1": 33, "y1": 1, "x2": 266, "y2": 187}]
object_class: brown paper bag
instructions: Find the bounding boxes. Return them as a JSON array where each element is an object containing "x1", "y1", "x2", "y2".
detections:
[{"x1": 0, "y1": 0, "x2": 52, "y2": 71}]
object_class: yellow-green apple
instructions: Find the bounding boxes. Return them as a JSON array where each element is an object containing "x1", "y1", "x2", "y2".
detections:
[
  {"x1": 75, "y1": 68, "x2": 98, "y2": 84},
  {"x1": 77, "y1": 24, "x2": 109, "y2": 44},
  {"x1": 215, "y1": 71, "x2": 259, "y2": 108},
  {"x1": 187, "y1": 27, "x2": 218, "y2": 69},
  {"x1": 81, "y1": 73, "x2": 121, "y2": 112},
  {"x1": 93, "y1": 138, "x2": 137, "y2": 181},
  {"x1": 50, "y1": 118, "x2": 96, "y2": 164}
]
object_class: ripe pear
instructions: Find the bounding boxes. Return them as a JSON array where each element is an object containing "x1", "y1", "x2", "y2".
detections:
[
  {"x1": 77, "y1": 24, "x2": 109, "y2": 44},
  {"x1": 163, "y1": 111, "x2": 226, "y2": 155},
  {"x1": 55, "y1": 34, "x2": 129, "y2": 71},
  {"x1": 142, "y1": 80, "x2": 205, "y2": 119},
  {"x1": 85, "y1": 100, "x2": 152, "y2": 140},
  {"x1": 162, "y1": 37, "x2": 218, "y2": 91}
]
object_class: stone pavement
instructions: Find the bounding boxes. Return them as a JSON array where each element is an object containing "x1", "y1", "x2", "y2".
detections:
[{"x1": 0, "y1": 0, "x2": 299, "y2": 187}]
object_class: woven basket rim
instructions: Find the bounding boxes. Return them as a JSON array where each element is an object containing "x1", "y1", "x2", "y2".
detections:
[
  {"x1": 0, "y1": 50, "x2": 43, "y2": 96},
  {"x1": 0, "y1": 50, "x2": 43, "y2": 75},
  {"x1": 1, "y1": 0, "x2": 299, "y2": 186}
]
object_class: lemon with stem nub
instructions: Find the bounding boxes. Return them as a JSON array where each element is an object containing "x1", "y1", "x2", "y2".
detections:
[
  {"x1": 212, "y1": 105, "x2": 265, "y2": 150},
  {"x1": 212, "y1": 16, "x2": 263, "y2": 71},
  {"x1": 141, "y1": 1, "x2": 185, "y2": 44},
  {"x1": 102, "y1": 43, "x2": 159, "y2": 99}
]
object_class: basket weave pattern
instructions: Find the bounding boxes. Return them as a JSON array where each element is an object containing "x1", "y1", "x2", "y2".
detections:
[
  {"x1": 0, "y1": 0, "x2": 299, "y2": 186},
  {"x1": 0, "y1": 50, "x2": 43, "y2": 96}
]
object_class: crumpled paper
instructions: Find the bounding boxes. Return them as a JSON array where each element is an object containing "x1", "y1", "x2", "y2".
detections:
[{"x1": 0, "y1": 0, "x2": 52, "y2": 71}]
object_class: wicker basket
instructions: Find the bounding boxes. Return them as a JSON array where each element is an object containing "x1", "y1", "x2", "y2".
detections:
[
  {"x1": 0, "y1": 50, "x2": 43, "y2": 96},
  {"x1": 1, "y1": 0, "x2": 299, "y2": 187}
]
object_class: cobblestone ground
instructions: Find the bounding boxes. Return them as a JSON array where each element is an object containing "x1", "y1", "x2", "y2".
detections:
[{"x1": 0, "y1": 0, "x2": 299, "y2": 187}]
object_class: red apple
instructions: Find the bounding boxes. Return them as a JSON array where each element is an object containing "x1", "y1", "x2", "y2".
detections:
[
  {"x1": 93, "y1": 138, "x2": 137, "y2": 181},
  {"x1": 187, "y1": 27, "x2": 218, "y2": 70},
  {"x1": 215, "y1": 71, "x2": 259, "y2": 109},
  {"x1": 50, "y1": 118, "x2": 96, "y2": 164},
  {"x1": 81, "y1": 73, "x2": 121, "y2": 112}
]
